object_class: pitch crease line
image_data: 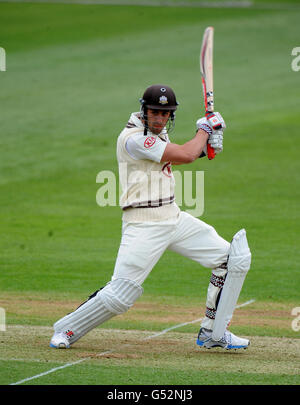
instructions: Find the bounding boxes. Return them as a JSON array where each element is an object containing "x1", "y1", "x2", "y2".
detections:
[
  {"x1": 10, "y1": 299, "x2": 255, "y2": 385},
  {"x1": 10, "y1": 358, "x2": 86, "y2": 385}
]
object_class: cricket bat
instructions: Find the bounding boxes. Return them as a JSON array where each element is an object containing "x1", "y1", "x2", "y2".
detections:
[{"x1": 200, "y1": 26, "x2": 220, "y2": 160}]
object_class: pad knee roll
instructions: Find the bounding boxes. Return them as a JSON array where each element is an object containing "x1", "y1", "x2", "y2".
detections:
[{"x1": 101, "y1": 278, "x2": 144, "y2": 315}]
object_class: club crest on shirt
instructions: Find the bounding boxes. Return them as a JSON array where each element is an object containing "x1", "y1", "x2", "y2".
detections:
[{"x1": 144, "y1": 136, "x2": 156, "y2": 148}]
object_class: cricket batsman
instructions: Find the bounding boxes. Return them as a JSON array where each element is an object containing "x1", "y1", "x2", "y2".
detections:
[{"x1": 50, "y1": 85, "x2": 251, "y2": 350}]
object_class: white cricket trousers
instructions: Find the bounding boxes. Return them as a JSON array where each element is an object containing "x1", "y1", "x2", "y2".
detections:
[
  {"x1": 112, "y1": 210, "x2": 230, "y2": 285},
  {"x1": 53, "y1": 210, "x2": 231, "y2": 342}
]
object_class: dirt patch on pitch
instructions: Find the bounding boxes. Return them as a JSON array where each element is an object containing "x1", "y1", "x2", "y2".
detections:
[
  {"x1": 2, "y1": 325, "x2": 300, "y2": 382},
  {"x1": 125, "y1": 302, "x2": 201, "y2": 324},
  {"x1": 0, "y1": 293, "x2": 297, "y2": 333},
  {"x1": 83, "y1": 329, "x2": 300, "y2": 376},
  {"x1": 119, "y1": 300, "x2": 297, "y2": 332},
  {"x1": 79, "y1": 351, "x2": 142, "y2": 360},
  {"x1": 0, "y1": 295, "x2": 81, "y2": 319},
  {"x1": 1, "y1": 295, "x2": 201, "y2": 325},
  {"x1": 229, "y1": 301, "x2": 296, "y2": 330}
]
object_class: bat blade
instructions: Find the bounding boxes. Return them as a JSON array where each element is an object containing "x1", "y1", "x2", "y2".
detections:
[{"x1": 200, "y1": 26, "x2": 216, "y2": 160}]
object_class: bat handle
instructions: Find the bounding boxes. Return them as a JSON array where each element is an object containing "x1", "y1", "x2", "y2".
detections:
[
  {"x1": 205, "y1": 111, "x2": 217, "y2": 160},
  {"x1": 207, "y1": 144, "x2": 216, "y2": 160}
]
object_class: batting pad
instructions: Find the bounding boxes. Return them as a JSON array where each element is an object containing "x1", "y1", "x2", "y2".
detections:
[
  {"x1": 212, "y1": 229, "x2": 251, "y2": 341},
  {"x1": 53, "y1": 278, "x2": 143, "y2": 344}
]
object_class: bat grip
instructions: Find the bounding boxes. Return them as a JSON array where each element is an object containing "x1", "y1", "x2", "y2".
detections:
[
  {"x1": 205, "y1": 111, "x2": 219, "y2": 160},
  {"x1": 207, "y1": 144, "x2": 216, "y2": 160}
]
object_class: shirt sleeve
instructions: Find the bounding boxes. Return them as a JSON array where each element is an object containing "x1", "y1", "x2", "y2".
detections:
[{"x1": 125, "y1": 132, "x2": 168, "y2": 163}]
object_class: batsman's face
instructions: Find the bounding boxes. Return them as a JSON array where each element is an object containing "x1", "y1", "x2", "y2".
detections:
[{"x1": 147, "y1": 109, "x2": 171, "y2": 135}]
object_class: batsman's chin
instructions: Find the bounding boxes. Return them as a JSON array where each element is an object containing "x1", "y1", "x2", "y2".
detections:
[{"x1": 152, "y1": 128, "x2": 163, "y2": 134}]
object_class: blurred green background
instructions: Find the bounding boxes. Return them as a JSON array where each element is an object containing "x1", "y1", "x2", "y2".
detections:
[{"x1": 0, "y1": 0, "x2": 299, "y2": 305}]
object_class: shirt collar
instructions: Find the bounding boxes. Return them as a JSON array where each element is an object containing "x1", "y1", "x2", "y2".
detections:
[{"x1": 129, "y1": 112, "x2": 144, "y2": 128}]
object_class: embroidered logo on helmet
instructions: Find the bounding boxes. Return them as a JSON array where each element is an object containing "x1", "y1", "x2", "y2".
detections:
[
  {"x1": 144, "y1": 136, "x2": 156, "y2": 148},
  {"x1": 159, "y1": 96, "x2": 168, "y2": 105}
]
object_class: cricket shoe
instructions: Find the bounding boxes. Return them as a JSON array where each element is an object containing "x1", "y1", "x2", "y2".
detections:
[
  {"x1": 49, "y1": 331, "x2": 72, "y2": 349},
  {"x1": 196, "y1": 327, "x2": 250, "y2": 350}
]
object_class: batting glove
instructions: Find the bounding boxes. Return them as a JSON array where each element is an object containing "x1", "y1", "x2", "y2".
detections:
[
  {"x1": 208, "y1": 129, "x2": 223, "y2": 154},
  {"x1": 196, "y1": 112, "x2": 226, "y2": 132},
  {"x1": 196, "y1": 112, "x2": 225, "y2": 157},
  {"x1": 206, "y1": 112, "x2": 226, "y2": 130},
  {"x1": 196, "y1": 117, "x2": 213, "y2": 136}
]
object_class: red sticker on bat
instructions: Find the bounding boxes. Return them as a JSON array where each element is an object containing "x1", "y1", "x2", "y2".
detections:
[{"x1": 144, "y1": 136, "x2": 156, "y2": 149}]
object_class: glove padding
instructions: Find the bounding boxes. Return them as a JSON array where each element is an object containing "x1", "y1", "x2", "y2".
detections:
[
  {"x1": 208, "y1": 129, "x2": 223, "y2": 154},
  {"x1": 206, "y1": 112, "x2": 226, "y2": 130},
  {"x1": 196, "y1": 112, "x2": 226, "y2": 132},
  {"x1": 196, "y1": 112, "x2": 225, "y2": 157}
]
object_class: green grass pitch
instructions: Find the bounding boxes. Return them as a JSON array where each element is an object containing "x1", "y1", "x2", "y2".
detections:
[{"x1": 0, "y1": 0, "x2": 299, "y2": 386}]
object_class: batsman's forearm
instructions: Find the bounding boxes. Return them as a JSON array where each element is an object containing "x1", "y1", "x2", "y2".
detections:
[
  {"x1": 181, "y1": 129, "x2": 209, "y2": 162},
  {"x1": 161, "y1": 129, "x2": 209, "y2": 164}
]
